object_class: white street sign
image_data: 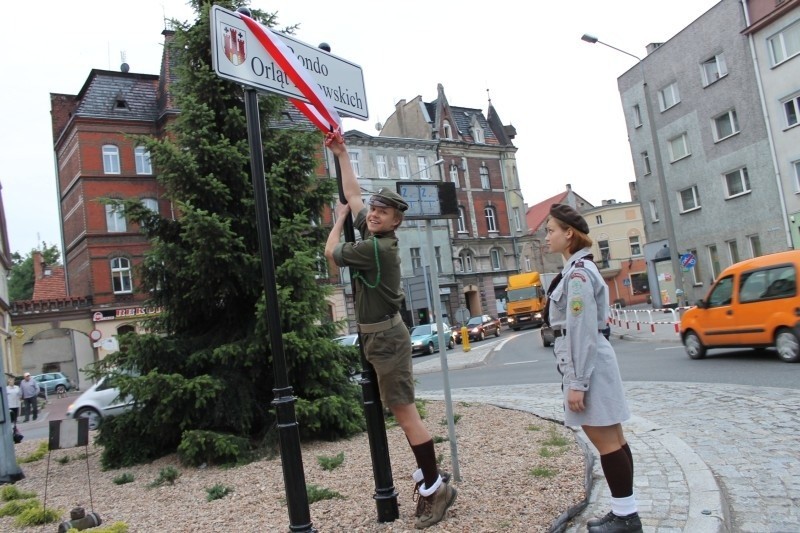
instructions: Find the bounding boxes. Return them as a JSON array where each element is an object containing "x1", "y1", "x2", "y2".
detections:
[{"x1": 210, "y1": 5, "x2": 368, "y2": 120}]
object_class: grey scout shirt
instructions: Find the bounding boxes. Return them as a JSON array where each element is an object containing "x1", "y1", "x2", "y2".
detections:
[
  {"x1": 332, "y1": 208, "x2": 404, "y2": 324},
  {"x1": 549, "y1": 248, "x2": 610, "y2": 391}
]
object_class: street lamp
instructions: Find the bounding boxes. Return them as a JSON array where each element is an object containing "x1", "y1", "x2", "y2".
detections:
[{"x1": 581, "y1": 33, "x2": 686, "y2": 307}]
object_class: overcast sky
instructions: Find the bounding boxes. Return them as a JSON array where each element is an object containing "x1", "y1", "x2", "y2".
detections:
[{"x1": 0, "y1": 0, "x2": 721, "y2": 256}]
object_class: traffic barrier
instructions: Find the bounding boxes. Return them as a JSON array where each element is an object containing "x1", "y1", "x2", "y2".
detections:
[{"x1": 608, "y1": 305, "x2": 690, "y2": 336}]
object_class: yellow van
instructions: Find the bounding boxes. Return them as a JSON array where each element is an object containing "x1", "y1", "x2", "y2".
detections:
[{"x1": 680, "y1": 250, "x2": 800, "y2": 363}]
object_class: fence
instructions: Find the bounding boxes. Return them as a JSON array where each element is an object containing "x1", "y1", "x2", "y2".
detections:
[{"x1": 609, "y1": 305, "x2": 693, "y2": 336}]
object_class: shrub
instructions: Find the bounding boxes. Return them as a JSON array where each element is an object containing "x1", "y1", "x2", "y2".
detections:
[
  {"x1": 0, "y1": 486, "x2": 36, "y2": 501},
  {"x1": 112, "y1": 473, "x2": 135, "y2": 485},
  {"x1": 0, "y1": 499, "x2": 39, "y2": 517},
  {"x1": 67, "y1": 521, "x2": 129, "y2": 533},
  {"x1": 206, "y1": 484, "x2": 233, "y2": 501},
  {"x1": 13, "y1": 504, "x2": 62, "y2": 526},
  {"x1": 57, "y1": 455, "x2": 71, "y2": 465},
  {"x1": 18, "y1": 441, "x2": 49, "y2": 463},
  {"x1": 432, "y1": 435, "x2": 448, "y2": 444},
  {"x1": 177, "y1": 430, "x2": 252, "y2": 467},
  {"x1": 316, "y1": 452, "x2": 344, "y2": 471},
  {"x1": 148, "y1": 466, "x2": 180, "y2": 488},
  {"x1": 530, "y1": 467, "x2": 556, "y2": 478},
  {"x1": 306, "y1": 484, "x2": 342, "y2": 504},
  {"x1": 542, "y1": 429, "x2": 569, "y2": 447}
]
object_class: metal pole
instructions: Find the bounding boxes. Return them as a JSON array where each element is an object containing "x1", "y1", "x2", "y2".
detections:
[
  {"x1": 243, "y1": 88, "x2": 314, "y2": 533},
  {"x1": 331, "y1": 154, "x2": 399, "y2": 522},
  {"x1": 423, "y1": 221, "x2": 461, "y2": 481}
]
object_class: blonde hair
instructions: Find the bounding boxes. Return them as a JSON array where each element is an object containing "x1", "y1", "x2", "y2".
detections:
[{"x1": 548, "y1": 217, "x2": 593, "y2": 254}]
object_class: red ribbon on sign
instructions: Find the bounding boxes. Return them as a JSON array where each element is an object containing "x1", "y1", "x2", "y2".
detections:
[{"x1": 236, "y1": 13, "x2": 342, "y2": 134}]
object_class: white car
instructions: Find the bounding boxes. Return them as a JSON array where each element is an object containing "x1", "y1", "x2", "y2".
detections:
[{"x1": 66, "y1": 375, "x2": 134, "y2": 430}]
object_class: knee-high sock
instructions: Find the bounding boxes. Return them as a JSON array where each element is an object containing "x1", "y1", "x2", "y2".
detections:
[
  {"x1": 600, "y1": 447, "x2": 633, "y2": 498},
  {"x1": 622, "y1": 442, "x2": 634, "y2": 478},
  {"x1": 410, "y1": 439, "x2": 439, "y2": 490}
]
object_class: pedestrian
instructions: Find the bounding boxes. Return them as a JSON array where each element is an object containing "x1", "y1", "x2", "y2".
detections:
[
  {"x1": 323, "y1": 132, "x2": 456, "y2": 529},
  {"x1": 19, "y1": 372, "x2": 40, "y2": 423},
  {"x1": 6, "y1": 378, "x2": 21, "y2": 424},
  {"x1": 544, "y1": 204, "x2": 642, "y2": 533}
]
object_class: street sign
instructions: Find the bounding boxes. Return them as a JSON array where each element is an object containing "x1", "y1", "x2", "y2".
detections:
[
  {"x1": 680, "y1": 252, "x2": 696, "y2": 269},
  {"x1": 396, "y1": 181, "x2": 458, "y2": 220},
  {"x1": 623, "y1": 278, "x2": 631, "y2": 286},
  {"x1": 210, "y1": 5, "x2": 368, "y2": 120}
]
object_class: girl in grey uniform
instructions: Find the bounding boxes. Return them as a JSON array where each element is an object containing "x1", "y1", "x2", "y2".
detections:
[{"x1": 545, "y1": 204, "x2": 642, "y2": 533}]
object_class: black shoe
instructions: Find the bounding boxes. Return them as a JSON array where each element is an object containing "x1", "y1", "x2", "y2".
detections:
[
  {"x1": 587, "y1": 512, "x2": 642, "y2": 533},
  {"x1": 586, "y1": 511, "x2": 615, "y2": 528}
]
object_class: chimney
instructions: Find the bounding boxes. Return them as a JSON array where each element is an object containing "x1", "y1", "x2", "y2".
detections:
[
  {"x1": 566, "y1": 184, "x2": 572, "y2": 191},
  {"x1": 33, "y1": 252, "x2": 44, "y2": 280},
  {"x1": 395, "y1": 99, "x2": 407, "y2": 137}
]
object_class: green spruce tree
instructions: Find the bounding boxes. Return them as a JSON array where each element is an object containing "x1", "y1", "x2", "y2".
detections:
[{"x1": 96, "y1": 0, "x2": 364, "y2": 468}]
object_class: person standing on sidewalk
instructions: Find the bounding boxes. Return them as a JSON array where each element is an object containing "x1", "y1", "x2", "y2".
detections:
[
  {"x1": 324, "y1": 132, "x2": 456, "y2": 529},
  {"x1": 544, "y1": 204, "x2": 642, "y2": 533},
  {"x1": 6, "y1": 378, "x2": 21, "y2": 424},
  {"x1": 19, "y1": 373, "x2": 40, "y2": 423}
]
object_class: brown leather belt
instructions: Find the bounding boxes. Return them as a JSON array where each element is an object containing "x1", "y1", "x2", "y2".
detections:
[{"x1": 358, "y1": 313, "x2": 402, "y2": 334}]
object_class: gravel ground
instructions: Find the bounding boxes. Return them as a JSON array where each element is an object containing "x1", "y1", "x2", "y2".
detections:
[{"x1": 4, "y1": 401, "x2": 585, "y2": 532}]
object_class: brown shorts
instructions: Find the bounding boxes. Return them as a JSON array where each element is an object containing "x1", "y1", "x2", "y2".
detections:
[{"x1": 361, "y1": 321, "x2": 415, "y2": 407}]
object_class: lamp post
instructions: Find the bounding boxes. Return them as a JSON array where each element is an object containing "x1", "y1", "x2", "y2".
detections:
[{"x1": 581, "y1": 34, "x2": 686, "y2": 307}]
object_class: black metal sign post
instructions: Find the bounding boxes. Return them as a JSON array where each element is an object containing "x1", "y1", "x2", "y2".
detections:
[
  {"x1": 332, "y1": 154, "x2": 399, "y2": 522},
  {"x1": 244, "y1": 88, "x2": 314, "y2": 533}
]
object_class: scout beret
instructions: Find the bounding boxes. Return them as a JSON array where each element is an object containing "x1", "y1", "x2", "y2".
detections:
[
  {"x1": 550, "y1": 203, "x2": 589, "y2": 234},
  {"x1": 369, "y1": 188, "x2": 409, "y2": 212}
]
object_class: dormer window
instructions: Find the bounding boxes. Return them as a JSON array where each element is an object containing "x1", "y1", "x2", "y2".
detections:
[
  {"x1": 443, "y1": 120, "x2": 453, "y2": 140},
  {"x1": 470, "y1": 117, "x2": 485, "y2": 144}
]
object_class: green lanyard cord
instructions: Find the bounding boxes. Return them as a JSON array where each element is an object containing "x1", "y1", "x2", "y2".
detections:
[{"x1": 352, "y1": 237, "x2": 381, "y2": 289}]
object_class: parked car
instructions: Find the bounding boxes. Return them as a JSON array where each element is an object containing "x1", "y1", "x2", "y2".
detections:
[
  {"x1": 32, "y1": 372, "x2": 73, "y2": 396},
  {"x1": 66, "y1": 374, "x2": 134, "y2": 430},
  {"x1": 454, "y1": 315, "x2": 501, "y2": 343},
  {"x1": 334, "y1": 334, "x2": 360, "y2": 348},
  {"x1": 410, "y1": 322, "x2": 454, "y2": 355},
  {"x1": 680, "y1": 250, "x2": 800, "y2": 363}
]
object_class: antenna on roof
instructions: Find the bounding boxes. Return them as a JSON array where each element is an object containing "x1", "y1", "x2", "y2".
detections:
[{"x1": 487, "y1": 88, "x2": 492, "y2": 105}]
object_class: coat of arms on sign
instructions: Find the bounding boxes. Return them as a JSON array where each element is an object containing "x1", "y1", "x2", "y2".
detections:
[{"x1": 222, "y1": 24, "x2": 247, "y2": 66}]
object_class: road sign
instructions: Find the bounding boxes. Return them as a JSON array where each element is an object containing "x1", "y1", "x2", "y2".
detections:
[
  {"x1": 210, "y1": 6, "x2": 368, "y2": 120},
  {"x1": 680, "y1": 252, "x2": 696, "y2": 269},
  {"x1": 623, "y1": 278, "x2": 631, "y2": 286},
  {"x1": 396, "y1": 181, "x2": 458, "y2": 220}
]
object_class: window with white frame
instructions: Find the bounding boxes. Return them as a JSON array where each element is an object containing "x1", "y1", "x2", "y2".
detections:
[
  {"x1": 793, "y1": 159, "x2": 800, "y2": 191},
  {"x1": 629, "y1": 235, "x2": 642, "y2": 256},
  {"x1": 410, "y1": 247, "x2": 422, "y2": 271},
  {"x1": 347, "y1": 151, "x2": 361, "y2": 177},
  {"x1": 417, "y1": 156, "x2": 430, "y2": 179},
  {"x1": 633, "y1": 104, "x2": 642, "y2": 127},
  {"x1": 449, "y1": 164, "x2": 460, "y2": 187},
  {"x1": 707, "y1": 244, "x2": 721, "y2": 280},
  {"x1": 689, "y1": 248, "x2": 702, "y2": 285},
  {"x1": 111, "y1": 257, "x2": 133, "y2": 294},
  {"x1": 701, "y1": 53, "x2": 728, "y2": 86},
  {"x1": 485, "y1": 206, "x2": 497, "y2": 232},
  {"x1": 658, "y1": 82, "x2": 680, "y2": 111},
  {"x1": 435, "y1": 246, "x2": 443, "y2": 273},
  {"x1": 490, "y1": 249, "x2": 502, "y2": 270},
  {"x1": 598, "y1": 240, "x2": 610, "y2": 268},
  {"x1": 105, "y1": 204, "x2": 127, "y2": 232},
  {"x1": 668, "y1": 133, "x2": 690, "y2": 162},
  {"x1": 713, "y1": 109, "x2": 739, "y2": 141},
  {"x1": 748, "y1": 234, "x2": 762, "y2": 258},
  {"x1": 134, "y1": 146, "x2": 152, "y2": 175},
  {"x1": 479, "y1": 166, "x2": 490, "y2": 189},
  {"x1": 642, "y1": 151, "x2": 651, "y2": 175},
  {"x1": 443, "y1": 120, "x2": 453, "y2": 140},
  {"x1": 727, "y1": 239, "x2": 740, "y2": 264},
  {"x1": 768, "y1": 19, "x2": 800, "y2": 66},
  {"x1": 649, "y1": 199, "x2": 660, "y2": 222},
  {"x1": 524, "y1": 255, "x2": 531, "y2": 272},
  {"x1": 724, "y1": 167, "x2": 751, "y2": 198},
  {"x1": 460, "y1": 250, "x2": 474, "y2": 272},
  {"x1": 513, "y1": 207, "x2": 522, "y2": 232},
  {"x1": 142, "y1": 198, "x2": 159, "y2": 213},
  {"x1": 397, "y1": 156, "x2": 409, "y2": 178},
  {"x1": 783, "y1": 94, "x2": 799, "y2": 128},
  {"x1": 678, "y1": 185, "x2": 701, "y2": 212},
  {"x1": 457, "y1": 207, "x2": 467, "y2": 233},
  {"x1": 376, "y1": 155, "x2": 388, "y2": 178},
  {"x1": 102, "y1": 145, "x2": 120, "y2": 174},
  {"x1": 595, "y1": 215, "x2": 603, "y2": 225}
]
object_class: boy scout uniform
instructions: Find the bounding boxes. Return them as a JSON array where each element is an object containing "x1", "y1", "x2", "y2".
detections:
[
  {"x1": 332, "y1": 189, "x2": 414, "y2": 407},
  {"x1": 548, "y1": 247, "x2": 630, "y2": 428}
]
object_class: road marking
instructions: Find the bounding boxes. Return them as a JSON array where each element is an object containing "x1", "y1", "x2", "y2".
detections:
[
  {"x1": 505, "y1": 360, "x2": 539, "y2": 365},
  {"x1": 656, "y1": 346, "x2": 684, "y2": 351}
]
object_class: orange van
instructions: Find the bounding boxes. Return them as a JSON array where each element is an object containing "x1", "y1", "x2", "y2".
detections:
[{"x1": 680, "y1": 250, "x2": 800, "y2": 363}]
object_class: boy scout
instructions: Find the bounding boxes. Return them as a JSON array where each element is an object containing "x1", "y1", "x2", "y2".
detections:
[{"x1": 324, "y1": 132, "x2": 456, "y2": 529}]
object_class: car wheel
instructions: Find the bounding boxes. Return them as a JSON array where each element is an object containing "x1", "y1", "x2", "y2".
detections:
[
  {"x1": 55, "y1": 385, "x2": 67, "y2": 395},
  {"x1": 75, "y1": 407, "x2": 102, "y2": 431},
  {"x1": 495, "y1": 327, "x2": 500, "y2": 337},
  {"x1": 684, "y1": 331, "x2": 706, "y2": 360},
  {"x1": 512, "y1": 327, "x2": 520, "y2": 331},
  {"x1": 479, "y1": 331, "x2": 485, "y2": 341},
  {"x1": 775, "y1": 328, "x2": 800, "y2": 363},
  {"x1": 447, "y1": 338, "x2": 454, "y2": 350},
  {"x1": 426, "y1": 342, "x2": 435, "y2": 355}
]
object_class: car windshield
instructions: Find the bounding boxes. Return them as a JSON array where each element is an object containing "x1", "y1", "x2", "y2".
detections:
[
  {"x1": 411, "y1": 325, "x2": 432, "y2": 336},
  {"x1": 335, "y1": 335, "x2": 358, "y2": 346},
  {"x1": 466, "y1": 317, "x2": 482, "y2": 326}
]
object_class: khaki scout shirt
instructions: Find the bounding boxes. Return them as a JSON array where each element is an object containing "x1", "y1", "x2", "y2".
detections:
[{"x1": 332, "y1": 208, "x2": 404, "y2": 324}]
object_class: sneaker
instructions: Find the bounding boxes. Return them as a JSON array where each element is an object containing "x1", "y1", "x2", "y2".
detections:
[
  {"x1": 412, "y1": 472, "x2": 450, "y2": 517},
  {"x1": 586, "y1": 511, "x2": 615, "y2": 528},
  {"x1": 587, "y1": 512, "x2": 642, "y2": 533},
  {"x1": 414, "y1": 480, "x2": 457, "y2": 529}
]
